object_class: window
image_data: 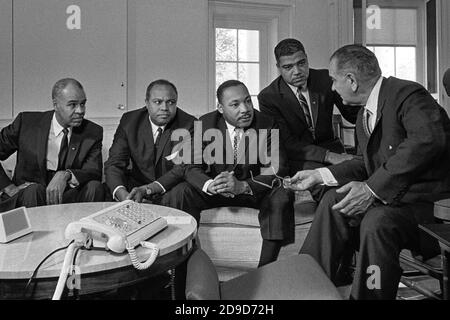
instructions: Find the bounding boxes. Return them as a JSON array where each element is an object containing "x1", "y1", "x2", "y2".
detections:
[
  {"x1": 209, "y1": 1, "x2": 293, "y2": 111},
  {"x1": 353, "y1": 0, "x2": 428, "y2": 87},
  {"x1": 215, "y1": 27, "x2": 262, "y2": 109}
]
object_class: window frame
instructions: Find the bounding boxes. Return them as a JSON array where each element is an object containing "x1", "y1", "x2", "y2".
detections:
[
  {"x1": 214, "y1": 21, "x2": 268, "y2": 109},
  {"x1": 354, "y1": 0, "x2": 427, "y2": 87},
  {"x1": 208, "y1": 0, "x2": 293, "y2": 111}
]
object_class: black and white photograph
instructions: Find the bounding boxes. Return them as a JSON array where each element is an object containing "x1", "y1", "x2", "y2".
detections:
[{"x1": 0, "y1": 0, "x2": 449, "y2": 311}]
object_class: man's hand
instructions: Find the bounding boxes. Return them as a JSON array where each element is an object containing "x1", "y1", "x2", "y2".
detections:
[
  {"x1": 127, "y1": 186, "x2": 147, "y2": 203},
  {"x1": 285, "y1": 170, "x2": 323, "y2": 191},
  {"x1": 46, "y1": 171, "x2": 70, "y2": 205},
  {"x1": 332, "y1": 182, "x2": 375, "y2": 218},
  {"x1": 115, "y1": 187, "x2": 130, "y2": 202},
  {"x1": 128, "y1": 182, "x2": 164, "y2": 202},
  {"x1": 325, "y1": 152, "x2": 354, "y2": 165},
  {"x1": 3, "y1": 182, "x2": 35, "y2": 198},
  {"x1": 210, "y1": 171, "x2": 246, "y2": 197}
]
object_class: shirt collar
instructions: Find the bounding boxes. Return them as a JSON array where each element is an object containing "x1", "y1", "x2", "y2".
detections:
[
  {"x1": 365, "y1": 76, "x2": 384, "y2": 114},
  {"x1": 224, "y1": 120, "x2": 237, "y2": 134},
  {"x1": 148, "y1": 117, "x2": 166, "y2": 136},
  {"x1": 287, "y1": 82, "x2": 308, "y2": 96},
  {"x1": 52, "y1": 113, "x2": 71, "y2": 137}
]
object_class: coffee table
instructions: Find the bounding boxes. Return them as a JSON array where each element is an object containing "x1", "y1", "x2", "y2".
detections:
[{"x1": 0, "y1": 202, "x2": 197, "y2": 299}]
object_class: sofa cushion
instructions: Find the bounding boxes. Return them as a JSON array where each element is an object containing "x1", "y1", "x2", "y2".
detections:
[{"x1": 201, "y1": 200, "x2": 315, "y2": 227}]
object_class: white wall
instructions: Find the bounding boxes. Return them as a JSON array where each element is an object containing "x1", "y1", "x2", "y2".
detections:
[
  {"x1": 294, "y1": 0, "x2": 335, "y2": 69},
  {"x1": 128, "y1": 0, "x2": 209, "y2": 117}
]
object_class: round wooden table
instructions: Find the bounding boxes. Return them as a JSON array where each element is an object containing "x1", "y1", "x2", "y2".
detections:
[{"x1": 0, "y1": 202, "x2": 197, "y2": 299}]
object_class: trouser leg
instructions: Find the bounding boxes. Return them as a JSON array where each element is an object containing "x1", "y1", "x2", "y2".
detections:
[
  {"x1": 351, "y1": 203, "x2": 429, "y2": 300},
  {"x1": 62, "y1": 180, "x2": 105, "y2": 203},
  {"x1": 299, "y1": 188, "x2": 353, "y2": 283},
  {"x1": 17, "y1": 183, "x2": 47, "y2": 208}
]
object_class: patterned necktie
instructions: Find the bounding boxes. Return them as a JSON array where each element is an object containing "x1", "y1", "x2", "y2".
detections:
[
  {"x1": 362, "y1": 109, "x2": 373, "y2": 137},
  {"x1": 57, "y1": 128, "x2": 69, "y2": 171},
  {"x1": 297, "y1": 89, "x2": 314, "y2": 136},
  {"x1": 233, "y1": 128, "x2": 241, "y2": 164}
]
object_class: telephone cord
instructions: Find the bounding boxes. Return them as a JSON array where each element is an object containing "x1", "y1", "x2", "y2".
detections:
[{"x1": 126, "y1": 241, "x2": 159, "y2": 270}]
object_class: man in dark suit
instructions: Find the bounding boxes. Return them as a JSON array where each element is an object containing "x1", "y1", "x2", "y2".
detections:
[
  {"x1": 164, "y1": 80, "x2": 295, "y2": 267},
  {"x1": 104, "y1": 79, "x2": 196, "y2": 204},
  {"x1": 258, "y1": 38, "x2": 360, "y2": 174},
  {"x1": 288, "y1": 45, "x2": 450, "y2": 299},
  {"x1": 0, "y1": 78, "x2": 105, "y2": 212}
]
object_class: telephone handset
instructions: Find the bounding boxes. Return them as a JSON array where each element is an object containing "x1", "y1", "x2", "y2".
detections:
[{"x1": 65, "y1": 200, "x2": 168, "y2": 269}]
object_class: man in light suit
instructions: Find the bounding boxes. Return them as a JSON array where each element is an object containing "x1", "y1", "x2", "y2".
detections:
[
  {"x1": 0, "y1": 78, "x2": 105, "y2": 212},
  {"x1": 164, "y1": 80, "x2": 295, "y2": 267},
  {"x1": 104, "y1": 79, "x2": 196, "y2": 205},
  {"x1": 258, "y1": 39, "x2": 360, "y2": 174},
  {"x1": 288, "y1": 45, "x2": 450, "y2": 299}
]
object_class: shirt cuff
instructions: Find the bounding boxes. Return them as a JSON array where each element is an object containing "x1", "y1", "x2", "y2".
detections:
[
  {"x1": 112, "y1": 185, "x2": 126, "y2": 201},
  {"x1": 316, "y1": 168, "x2": 339, "y2": 186},
  {"x1": 154, "y1": 181, "x2": 166, "y2": 194},
  {"x1": 365, "y1": 183, "x2": 387, "y2": 204},
  {"x1": 202, "y1": 179, "x2": 214, "y2": 196}
]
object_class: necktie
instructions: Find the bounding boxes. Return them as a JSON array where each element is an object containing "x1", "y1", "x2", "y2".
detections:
[
  {"x1": 154, "y1": 127, "x2": 163, "y2": 148},
  {"x1": 154, "y1": 127, "x2": 163, "y2": 177},
  {"x1": 363, "y1": 109, "x2": 373, "y2": 137},
  {"x1": 57, "y1": 128, "x2": 69, "y2": 171},
  {"x1": 154, "y1": 127, "x2": 163, "y2": 162},
  {"x1": 297, "y1": 89, "x2": 314, "y2": 136},
  {"x1": 233, "y1": 128, "x2": 242, "y2": 164}
]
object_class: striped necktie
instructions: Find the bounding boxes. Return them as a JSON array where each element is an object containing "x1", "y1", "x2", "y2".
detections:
[
  {"x1": 233, "y1": 128, "x2": 242, "y2": 164},
  {"x1": 296, "y1": 88, "x2": 314, "y2": 136}
]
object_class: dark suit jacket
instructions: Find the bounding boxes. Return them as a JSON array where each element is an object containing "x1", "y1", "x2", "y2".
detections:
[
  {"x1": 329, "y1": 77, "x2": 450, "y2": 219},
  {"x1": 104, "y1": 107, "x2": 196, "y2": 193},
  {"x1": 184, "y1": 110, "x2": 289, "y2": 195},
  {"x1": 258, "y1": 69, "x2": 360, "y2": 168},
  {"x1": 0, "y1": 111, "x2": 103, "y2": 189}
]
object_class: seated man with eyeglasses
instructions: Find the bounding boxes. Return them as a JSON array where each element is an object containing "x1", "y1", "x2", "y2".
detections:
[{"x1": 163, "y1": 80, "x2": 295, "y2": 267}]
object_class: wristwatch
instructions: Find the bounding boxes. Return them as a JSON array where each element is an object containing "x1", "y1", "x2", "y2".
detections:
[{"x1": 145, "y1": 184, "x2": 153, "y2": 195}]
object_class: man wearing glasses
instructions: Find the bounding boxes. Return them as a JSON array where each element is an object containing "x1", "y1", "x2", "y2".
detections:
[{"x1": 164, "y1": 80, "x2": 295, "y2": 267}]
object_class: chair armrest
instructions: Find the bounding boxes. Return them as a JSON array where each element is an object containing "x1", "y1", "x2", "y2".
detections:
[{"x1": 185, "y1": 248, "x2": 221, "y2": 300}]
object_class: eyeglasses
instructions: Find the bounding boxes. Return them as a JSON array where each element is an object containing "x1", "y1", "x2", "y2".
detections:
[{"x1": 249, "y1": 167, "x2": 291, "y2": 190}]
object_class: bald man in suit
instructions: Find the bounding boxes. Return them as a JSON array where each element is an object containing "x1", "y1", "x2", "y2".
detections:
[
  {"x1": 0, "y1": 78, "x2": 104, "y2": 212},
  {"x1": 289, "y1": 45, "x2": 450, "y2": 299}
]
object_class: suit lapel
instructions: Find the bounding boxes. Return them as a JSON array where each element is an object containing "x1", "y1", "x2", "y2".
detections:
[
  {"x1": 218, "y1": 117, "x2": 233, "y2": 171},
  {"x1": 142, "y1": 117, "x2": 156, "y2": 167},
  {"x1": 355, "y1": 109, "x2": 371, "y2": 174},
  {"x1": 373, "y1": 78, "x2": 388, "y2": 133},
  {"x1": 279, "y1": 80, "x2": 308, "y2": 125},
  {"x1": 155, "y1": 125, "x2": 172, "y2": 164},
  {"x1": 309, "y1": 90, "x2": 320, "y2": 126},
  {"x1": 36, "y1": 112, "x2": 53, "y2": 176}
]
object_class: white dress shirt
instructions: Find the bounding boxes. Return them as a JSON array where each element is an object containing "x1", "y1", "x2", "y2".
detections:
[
  {"x1": 202, "y1": 121, "x2": 244, "y2": 194},
  {"x1": 316, "y1": 76, "x2": 385, "y2": 201},
  {"x1": 112, "y1": 117, "x2": 167, "y2": 201},
  {"x1": 47, "y1": 114, "x2": 79, "y2": 187}
]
